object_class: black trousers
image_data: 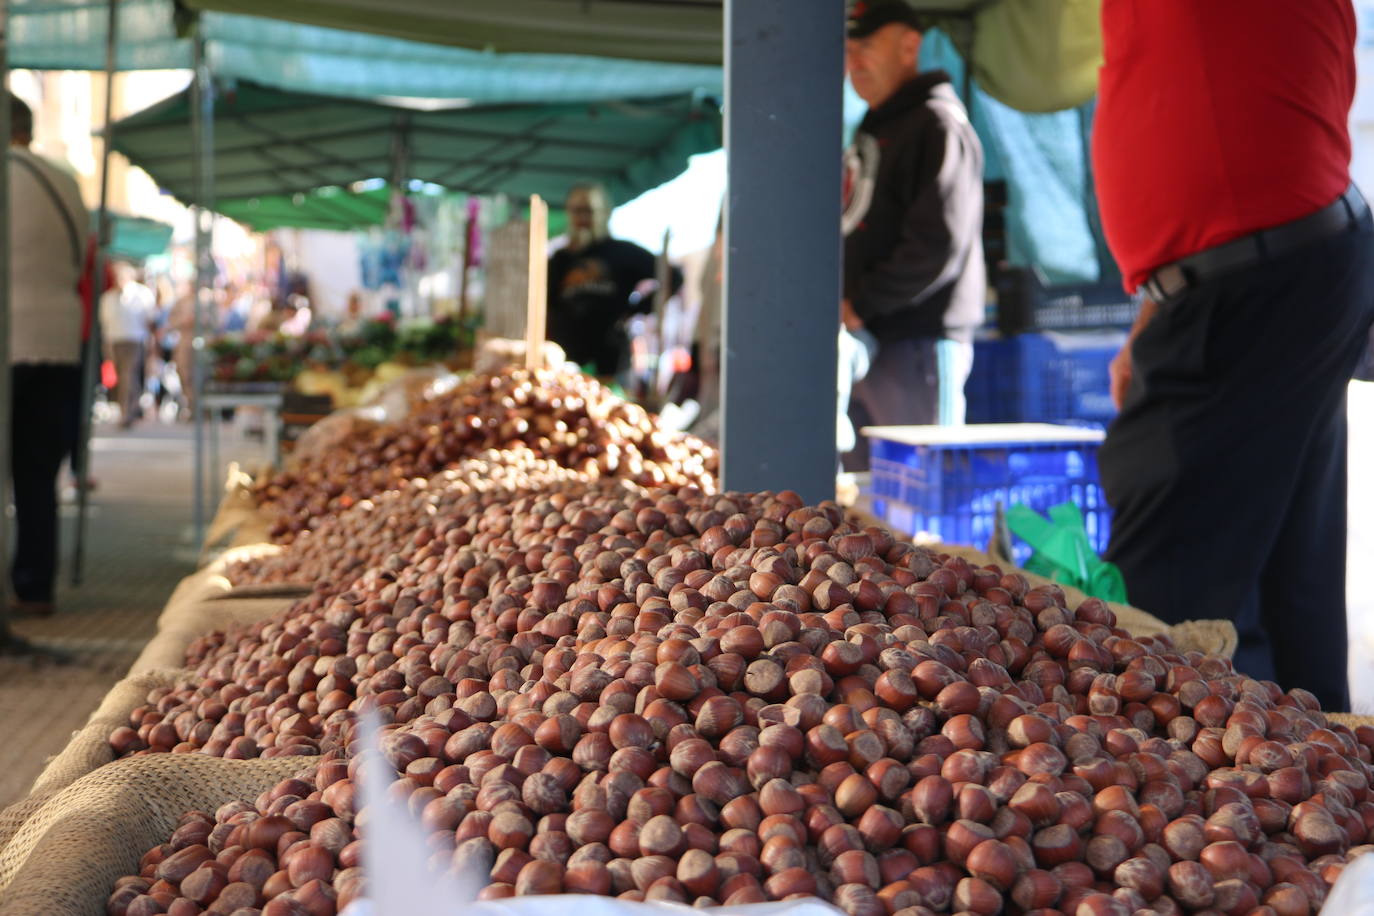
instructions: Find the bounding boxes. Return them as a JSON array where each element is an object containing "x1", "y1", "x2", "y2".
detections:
[
  {"x1": 11, "y1": 363, "x2": 82, "y2": 603},
  {"x1": 842, "y1": 337, "x2": 974, "y2": 471},
  {"x1": 1101, "y1": 213, "x2": 1374, "y2": 711}
]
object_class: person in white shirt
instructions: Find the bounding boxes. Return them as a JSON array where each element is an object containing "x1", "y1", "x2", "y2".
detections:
[
  {"x1": 7, "y1": 94, "x2": 89, "y2": 616},
  {"x1": 99, "y1": 261, "x2": 155, "y2": 427}
]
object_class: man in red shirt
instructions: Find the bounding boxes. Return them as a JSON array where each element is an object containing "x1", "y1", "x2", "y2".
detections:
[{"x1": 1094, "y1": 0, "x2": 1374, "y2": 709}]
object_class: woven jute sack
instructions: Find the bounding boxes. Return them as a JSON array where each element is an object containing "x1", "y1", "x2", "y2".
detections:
[
  {"x1": 202, "y1": 462, "x2": 259, "y2": 549},
  {"x1": 226, "y1": 509, "x2": 275, "y2": 551},
  {"x1": 0, "y1": 669, "x2": 193, "y2": 853},
  {"x1": 0, "y1": 754, "x2": 314, "y2": 915},
  {"x1": 210, "y1": 582, "x2": 313, "y2": 601},
  {"x1": 162, "y1": 567, "x2": 232, "y2": 614},
  {"x1": 159, "y1": 547, "x2": 288, "y2": 630},
  {"x1": 1328, "y1": 712, "x2": 1374, "y2": 731},
  {"x1": 159, "y1": 596, "x2": 298, "y2": 640},
  {"x1": 134, "y1": 596, "x2": 299, "y2": 677}
]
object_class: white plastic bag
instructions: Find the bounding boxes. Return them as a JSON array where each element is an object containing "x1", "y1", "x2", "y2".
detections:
[
  {"x1": 1320, "y1": 850, "x2": 1374, "y2": 914},
  {"x1": 1347, "y1": 380, "x2": 1374, "y2": 712}
]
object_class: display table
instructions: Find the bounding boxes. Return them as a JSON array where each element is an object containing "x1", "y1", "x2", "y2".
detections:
[{"x1": 195, "y1": 390, "x2": 284, "y2": 542}]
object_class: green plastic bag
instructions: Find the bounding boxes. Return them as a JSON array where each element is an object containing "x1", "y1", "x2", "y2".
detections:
[{"x1": 1005, "y1": 502, "x2": 1128, "y2": 603}]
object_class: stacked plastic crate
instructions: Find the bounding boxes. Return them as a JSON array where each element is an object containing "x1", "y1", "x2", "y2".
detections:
[{"x1": 865, "y1": 423, "x2": 1110, "y2": 566}]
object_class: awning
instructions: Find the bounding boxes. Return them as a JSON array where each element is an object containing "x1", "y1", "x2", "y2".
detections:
[
  {"x1": 9, "y1": 0, "x2": 722, "y2": 102},
  {"x1": 110, "y1": 81, "x2": 723, "y2": 230},
  {"x1": 11, "y1": 0, "x2": 1099, "y2": 113},
  {"x1": 180, "y1": 0, "x2": 724, "y2": 67},
  {"x1": 106, "y1": 212, "x2": 174, "y2": 258},
  {"x1": 215, "y1": 186, "x2": 392, "y2": 232}
]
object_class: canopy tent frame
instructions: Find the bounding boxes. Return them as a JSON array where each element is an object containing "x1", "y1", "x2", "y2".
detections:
[
  {"x1": 190, "y1": 31, "x2": 214, "y2": 546},
  {"x1": 109, "y1": 80, "x2": 723, "y2": 234},
  {"x1": 71, "y1": 0, "x2": 120, "y2": 586},
  {"x1": 0, "y1": 0, "x2": 13, "y2": 648}
]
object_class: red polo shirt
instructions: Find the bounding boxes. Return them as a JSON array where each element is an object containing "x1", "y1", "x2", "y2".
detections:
[{"x1": 1093, "y1": 0, "x2": 1356, "y2": 293}]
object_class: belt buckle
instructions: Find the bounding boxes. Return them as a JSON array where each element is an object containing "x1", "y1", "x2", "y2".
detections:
[{"x1": 1145, "y1": 262, "x2": 1187, "y2": 302}]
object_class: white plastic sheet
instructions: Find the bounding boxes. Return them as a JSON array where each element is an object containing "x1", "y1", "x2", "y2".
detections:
[
  {"x1": 1320, "y1": 850, "x2": 1374, "y2": 914},
  {"x1": 1348, "y1": 380, "x2": 1374, "y2": 711}
]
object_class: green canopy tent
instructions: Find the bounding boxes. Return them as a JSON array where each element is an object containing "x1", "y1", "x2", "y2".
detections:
[
  {"x1": 110, "y1": 81, "x2": 723, "y2": 230},
  {"x1": 11, "y1": 1, "x2": 1098, "y2": 113},
  {"x1": 106, "y1": 212, "x2": 174, "y2": 258},
  {"x1": 172, "y1": 0, "x2": 1101, "y2": 113},
  {"x1": 9, "y1": 0, "x2": 724, "y2": 102}
]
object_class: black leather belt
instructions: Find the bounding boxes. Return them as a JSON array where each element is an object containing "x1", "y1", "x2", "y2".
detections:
[{"x1": 1142, "y1": 184, "x2": 1369, "y2": 303}]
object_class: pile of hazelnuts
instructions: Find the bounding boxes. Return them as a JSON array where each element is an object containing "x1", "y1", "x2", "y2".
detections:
[
  {"x1": 229, "y1": 448, "x2": 604, "y2": 591},
  {"x1": 109, "y1": 483, "x2": 1374, "y2": 916},
  {"x1": 253, "y1": 367, "x2": 717, "y2": 542}
]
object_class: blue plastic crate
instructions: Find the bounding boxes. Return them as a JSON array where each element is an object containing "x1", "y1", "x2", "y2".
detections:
[
  {"x1": 966, "y1": 330, "x2": 1126, "y2": 428},
  {"x1": 865, "y1": 424, "x2": 1111, "y2": 567}
]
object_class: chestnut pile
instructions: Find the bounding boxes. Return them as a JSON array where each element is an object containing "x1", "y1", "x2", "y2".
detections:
[
  {"x1": 254, "y1": 367, "x2": 717, "y2": 541},
  {"x1": 229, "y1": 448, "x2": 606, "y2": 590},
  {"x1": 107, "y1": 777, "x2": 362, "y2": 916},
  {"x1": 110, "y1": 485, "x2": 1374, "y2": 915},
  {"x1": 112, "y1": 479, "x2": 637, "y2": 760}
]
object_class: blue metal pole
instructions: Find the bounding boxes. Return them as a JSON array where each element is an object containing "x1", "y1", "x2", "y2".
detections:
[{"x1": 721, "y1": 0, "x2": 843, "y2": 503}]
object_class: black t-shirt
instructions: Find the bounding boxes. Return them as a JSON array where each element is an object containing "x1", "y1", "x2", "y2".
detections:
[{"x1": 547, "y1": 237, "x2": 661, "y2": 376}]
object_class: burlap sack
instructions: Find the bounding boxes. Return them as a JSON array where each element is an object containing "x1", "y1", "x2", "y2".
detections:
[
  {"x1": 226, "y1": 509, "x2": 275, "y2": 550},
  {"x1": 209, "y1": 582, "x2": 313, "y2": 601},
  {"x1": 201, "y1": 462, "x2": 259, "y2": 549},
  {"x1": 161, "y1": 542, "x2": 289, "y2": 628},
  {"x1": 0, "y1": 754, "x2": 313, "y2": 915},
  {"x1": 1327, "y1": 712, "x2": 1374, "y2": 730},
  {"x1": 163, "y1": 566, "x2": 233, "y2": 613},
  {"x1": 205, "y1": 542, "x2": 285, "y2": 575},
  {"x1": 0, "y1": 668, "x2": 196, "y2": 854},
  {"x1": 133, "y1": 597, "x2": 299, "y2": 677},
  {"x1": 28, "y1": 669, "x2": 192, "y2": 801}
]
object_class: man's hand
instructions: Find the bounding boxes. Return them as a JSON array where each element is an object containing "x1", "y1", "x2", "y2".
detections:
[
  {"x1": 841, "y1": 298, "x2": 864, "y2": 332},
  {"x1": 1110, "y1": 297, "x2": 1159, "y2": 410},
  {"x1": 1109, "y1": 344, "x2": 1133, "y2": 410}
]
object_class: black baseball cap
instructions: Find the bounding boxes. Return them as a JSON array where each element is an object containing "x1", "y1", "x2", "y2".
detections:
[{"x1": 846, "y1": 0, "x2": 923, "y2": 38}]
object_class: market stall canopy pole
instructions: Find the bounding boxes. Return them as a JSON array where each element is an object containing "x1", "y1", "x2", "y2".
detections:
[
  {"x1": 720, "y1": 0, "x2": 841, "y2": 504},
  {"x1": 190, "y1": 33, "x2": 214, "y2": 548},
  {"x1": 109, "y1": 83, "x2": 722, "y2": 232},
  {"x1": 524, "y1": 195, "x2": 548, "y2": 372},
  {"x1": 0, "y1": 0, "x2": 13, "y2": 631},
  {"x1": 72, "y1": 0, "x2": 120, "y2": 587}
]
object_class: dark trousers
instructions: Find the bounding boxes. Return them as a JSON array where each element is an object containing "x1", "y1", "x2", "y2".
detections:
[
  {"x1": 1100, "y1": 213, "x2": 1374, "y2": 710},
  {"x1": 11, "y1": 363, "x2": 82, "y2": 602},
  {"x1": 844, "y1": 336, "x2": 973, "y2": 471}
]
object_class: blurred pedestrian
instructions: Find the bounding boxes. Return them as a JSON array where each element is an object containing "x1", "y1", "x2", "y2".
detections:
[
  {"x1": 1095, "y1": 0, "x2": 1374, "y2": 708},
  {"x1": 6, "y1": 94, "x2": 88, "y2": 616},
  {"x1": 99, "y1": 261, "x2": 156, "y2": 428},
  {"x1": 547, "y1": 183, "x2": 678, "y2": 380},
  {"x1": 840, "y1": 0, "x2": 985, "y2": 470}
]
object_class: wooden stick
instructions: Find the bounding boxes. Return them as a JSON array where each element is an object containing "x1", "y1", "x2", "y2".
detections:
[{"x1": 525, "y1": 194, "x2": 549, "y2": 370}]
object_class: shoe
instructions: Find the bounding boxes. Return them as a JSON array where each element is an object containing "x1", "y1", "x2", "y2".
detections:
[{"x1": 10, "y1": 599, "x2": 55, "y2": 617}]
